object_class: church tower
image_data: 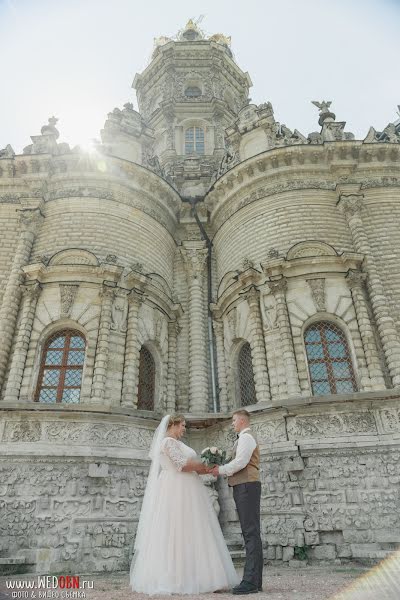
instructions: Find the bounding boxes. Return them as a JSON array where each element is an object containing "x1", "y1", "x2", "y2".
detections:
[{"x1": 133, "y1": 19, "x2": 252, "y2": 196}]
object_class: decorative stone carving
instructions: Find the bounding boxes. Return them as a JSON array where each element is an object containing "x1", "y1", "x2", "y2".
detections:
[
  {"x1": 0, "y1": 144, "x2": 15, "y2": 158},
  {"x1": 241, "y1": 257, "x2": 255, "y2": 270},
  {"x1": 261, "y1": 293, "x2": 277, "y2": 330},
  {"x1": 287, "y1": 412, "x2": 377, "y2": 439},
  {"x1": 307, "y1": 278, "x2": 326, "y2": 312},
  {"x1": 287, "y1": 241, "x2": 337, "y2": 260},
  {"x1": 111, "y1": 289, "x2": 129, "y2": 333},
  {"x1": 59, "y1": 284, "x2": 79, "y2": 318},
  {"x1": 49, "y1": 249, "x2": 99, "y2": 266}
]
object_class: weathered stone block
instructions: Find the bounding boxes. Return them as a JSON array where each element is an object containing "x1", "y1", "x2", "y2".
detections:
[
  {"x1": 304, "y1": 531, "x2": 320, "y2": 546},
  {"x1": 282, "y1": 546, "x2": 294, "y2": 562},
  {"x1": 311, "y1": 545, "x2": 336, "y2": 560}
]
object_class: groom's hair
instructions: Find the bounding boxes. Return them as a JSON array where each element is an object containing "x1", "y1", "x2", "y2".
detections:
[{"x1": 232, "y1": 409, "x2": 250, "y2": 421}]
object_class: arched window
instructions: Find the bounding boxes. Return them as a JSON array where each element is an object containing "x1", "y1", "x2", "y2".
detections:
[
  {"x1": 238, "y1": 342, "x2": 257, "y2": 407},
  {"x1": 35, "y1": 330, "x2": 85, "y2": 403},
  {"x1": 304, "y1": 321, "x2": 357, "y2": 395},
  {"x1": 185, "y1": 126, "x2": 205, "y2": 155},
  {"x1": 185, "y1": 86, "x2": 202, "y2": 98},
  {"x1": 137, "y1": 346, "x2": 156, "y2": 410}
]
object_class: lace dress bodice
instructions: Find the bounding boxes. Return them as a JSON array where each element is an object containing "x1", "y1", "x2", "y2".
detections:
[{"x1": 160, "y1": 437, "x2": 197, "y2": 472}]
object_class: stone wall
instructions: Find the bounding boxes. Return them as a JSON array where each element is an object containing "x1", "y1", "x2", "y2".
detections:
[
  {"x1": 0, "y1": 411, "x2": 156, "y2": 574},
  {"x1": 2, "y1": 395, "x2": 400, "y2": 574},
  {"x1": 196, "y1": 392, "x2": 400, "y2": 564}
]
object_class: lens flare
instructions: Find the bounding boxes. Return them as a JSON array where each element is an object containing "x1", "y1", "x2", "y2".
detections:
[{"x1": 330, "y1": 550, "x2": 400, "y2": 599}]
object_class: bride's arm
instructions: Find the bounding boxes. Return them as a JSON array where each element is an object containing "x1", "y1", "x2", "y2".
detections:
[
  {"x1": 182, "y1": 460, "x2": 210, "y2": 474},
  {"x1": 163, "y1": 439, "x2": 210, "y2": 474}
]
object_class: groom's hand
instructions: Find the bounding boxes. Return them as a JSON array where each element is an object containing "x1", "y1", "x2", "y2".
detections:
[{"x1": 211, "y1": 466, "x2": 220, "y2": 476}]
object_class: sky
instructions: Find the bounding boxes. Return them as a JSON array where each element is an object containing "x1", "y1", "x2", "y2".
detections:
[{"x1": 0, "y1": 0, "x2": 399, "y2": 153}]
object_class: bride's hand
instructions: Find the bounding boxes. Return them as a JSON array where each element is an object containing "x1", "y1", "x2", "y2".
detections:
[{"x1": 196, "y1": 462, "x2": 211, "y2": 475}]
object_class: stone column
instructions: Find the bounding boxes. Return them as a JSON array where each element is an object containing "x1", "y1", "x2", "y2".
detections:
[
  {"x1": 0, "y1": 208, "x2": 43, "y2": 393},
  {"x1": 245, "y1": 286, "x2": 271, "y2": 403},
  {"x1": 181, "y1": 243, "x2": 209, "y2": 413},
  {"x1": 212, "y1": 319, "x2": 229, "y2": 412},
  {"x1": 3, "y1": 281, "x2": 41, "y2": 402},
  {"x1": 121, "y1": 290, "x2": 143, "y2": 408},
  {"x1": 166, "y1": 320, "x2": 179, "y2": 414},
  {"x1": 268, "y1": 278, "x2": 301, "y2": 397},
  {"x1": 346, "y1": 270, "x2": 386, "y2": 390},
  {"x1": 339, "y1": 193, "x2": 400, "y2": 386},
  {"x1": 91, "y1": 283, "x2": 115, "y2": 403}
]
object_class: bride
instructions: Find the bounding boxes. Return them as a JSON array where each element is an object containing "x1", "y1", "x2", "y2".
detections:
[{"x1": 130, "y1": 414, "x2": 239, "y2": 594}]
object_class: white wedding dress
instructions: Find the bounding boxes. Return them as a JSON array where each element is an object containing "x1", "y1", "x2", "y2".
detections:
[{"x1": 130, "y1": 435, "x2": 239, "y2": 594}]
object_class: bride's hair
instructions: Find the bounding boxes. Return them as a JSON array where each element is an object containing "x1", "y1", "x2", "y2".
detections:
[{"x1": 167, "y1": 414, "x2": 185, "y2": 428}]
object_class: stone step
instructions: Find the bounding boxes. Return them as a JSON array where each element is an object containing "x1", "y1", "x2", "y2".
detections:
[
  {"x1": 0, "y1": 558, "x2": 26, "y2": 565},
  {"x1": 0, "y1": 557, "x2": 33, "y2": 576}
]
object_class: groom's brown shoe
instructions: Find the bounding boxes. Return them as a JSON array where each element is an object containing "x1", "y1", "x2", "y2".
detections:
[{"x1": 232, "y1": 581, "x2": 258, "y2": 595}]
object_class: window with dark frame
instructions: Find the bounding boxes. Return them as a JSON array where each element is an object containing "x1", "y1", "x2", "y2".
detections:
[
  {"x1": 238, "y1": 342, "x2": 257, "y2": 407},
  {"x1": 184, "y1": 126, "x2": 205, "y2": 155},
  {"x1": 35, "y1": 330, "x2": 85, "y2": 404},
  {"x1": 137, "y1": 346, "x2": 156, "y2": 411},
  {"x1": 304, "y1": 321, "x2": 357, "y2": 395}
]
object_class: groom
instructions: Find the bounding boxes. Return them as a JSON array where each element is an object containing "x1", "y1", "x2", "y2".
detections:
[{"x1": 212, "y1": 409, "x2": 263, "y2": 595}]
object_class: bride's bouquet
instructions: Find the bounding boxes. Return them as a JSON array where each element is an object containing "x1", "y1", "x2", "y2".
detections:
[{"x1": 201, "y1": 446, "x2": 226, "y2": 467}]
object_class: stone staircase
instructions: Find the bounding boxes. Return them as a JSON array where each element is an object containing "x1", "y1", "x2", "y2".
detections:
[{"x1": 227, "y1": 540, "x2": 246, "y2": 565}]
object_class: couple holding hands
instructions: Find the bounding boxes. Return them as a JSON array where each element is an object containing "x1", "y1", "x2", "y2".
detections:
[{"x1": 130, "y1": 409, "x2": 263, "y2": 595}]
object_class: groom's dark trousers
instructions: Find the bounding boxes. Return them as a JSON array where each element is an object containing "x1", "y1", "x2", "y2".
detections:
[{"x1": 233, "y1": 481, "x2": 263, "y2": 588}]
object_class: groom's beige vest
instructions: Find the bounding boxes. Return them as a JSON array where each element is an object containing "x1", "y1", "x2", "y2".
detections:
[{"x1": 228, "y1": 431, "x2": 260, "y2": 487}]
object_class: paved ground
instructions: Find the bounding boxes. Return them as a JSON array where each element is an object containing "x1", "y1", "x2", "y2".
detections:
[{"x1": 1, "y1": 559, "x2": 400, "y2": 600}]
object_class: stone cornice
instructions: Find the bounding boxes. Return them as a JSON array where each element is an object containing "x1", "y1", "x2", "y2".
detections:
[
  {"x1": 0, "y1": 153, "x2": 182, "y2": 234},
  {"x1": 22, "y1": 261, "x2": 182, "y2": 321},
  {"x1": 205, "y1": 142, "x2": 400, "y2": 230},
  {"x1": 212, "y1": 251, "x2": 364, "y2": 316},
  {"x1": 22, "y1": 262, "x2": 123, "y2": 285}
]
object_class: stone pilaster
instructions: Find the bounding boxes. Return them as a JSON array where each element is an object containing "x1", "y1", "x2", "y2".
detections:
[
  {"x1": 121, "y1": 289, "x2": 143, "y2": 408},
  {"x1": 181, "y1": 243, "x2": 209, "y2": 413},
  {"x1": 338, "y1": 192, "x2": 400, "y2": 386},
  {"x1": 212, "y1": 319, "x2": 229, "y2": 412},
  {"x1": 91, "y1": 283, "x2": 115, "y2": 403},
  {"x1": 245, "y1": 286, "x2": 271, "y2": 403},
  {"x1": 0, "y1": 208, "x2": 43, "y2": 393},
  {"x1": 166, "y1": 320, "x2": 179, "y2": 414},
  {"x1": 268, "y1": 278, "x2": 301, "y2": 397},
  {"x1": 3, "y1": 281, "x2": 41, "y2": 402},
  {"x1": 346, "y1": 270, "x2": 386, "y2": 390}
]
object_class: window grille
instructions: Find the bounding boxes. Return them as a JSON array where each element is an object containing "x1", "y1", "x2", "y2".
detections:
[
  {"x1": 304, "y1": 321, "x2": 357, "y2": 395},
  {"x1": 137, "y1": 346, "x2": 156, "y2": 410},
  {"x1": 238, "y1": 342, "x2": 257, "y2": 407},
  {"x1": 184, "y1": 126, "x2": 205, "y2": 155},
  {"x1": 35, "y1": 330, "x2": 85, "y2": 403}
]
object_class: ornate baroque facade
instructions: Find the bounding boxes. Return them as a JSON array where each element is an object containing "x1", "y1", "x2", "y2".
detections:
[{"x1": 1, "y1": 20, "x2": 400, "y2": 573}]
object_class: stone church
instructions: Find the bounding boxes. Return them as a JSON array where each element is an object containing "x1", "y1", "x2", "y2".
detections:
[{"x1": 1, "y1": 19, "x2": 400, "y2": 574}]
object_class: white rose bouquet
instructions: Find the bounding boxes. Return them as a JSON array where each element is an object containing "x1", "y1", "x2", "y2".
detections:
[{"x1": 200, "y1": 446, "x2": 226, "y2": 467}]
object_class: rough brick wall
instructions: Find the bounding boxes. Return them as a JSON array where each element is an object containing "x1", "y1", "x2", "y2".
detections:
[
  {"x1": 32, "y1": 198, "x2": 176, "y2": 287},
  {"x1": 0, "y1": 204, "x2": 20, "y2": 307},
  {"x1": 363, "y1": 188, "x2": 400, "y2": 333},
  {"x1": 212, "y1": 190, "x2": 354, "y2": 283}
]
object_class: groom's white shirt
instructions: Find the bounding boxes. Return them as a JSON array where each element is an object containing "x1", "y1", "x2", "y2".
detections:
[{"x1": 218, "y1": 427, "x2": 257, "y2": 477}]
